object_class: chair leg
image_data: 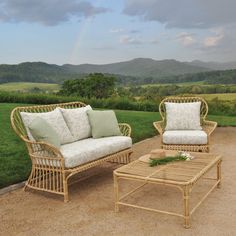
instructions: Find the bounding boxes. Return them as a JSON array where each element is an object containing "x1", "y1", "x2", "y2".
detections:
[
  {"x1": 64, "y1": 192, "x2": 69, "y2": 203},
  {"x1": 183, "y1": 186, "x2": 191, "y2": 228},
  {"x1": 63, "y1": 175, "x2": 69, "y2": 203},
  {"x1": 23, "y1": 184, "x2": 27, "y2": 191},
  {"x1": 127, "y1": 154, "x2": 131, "y2": 163}
]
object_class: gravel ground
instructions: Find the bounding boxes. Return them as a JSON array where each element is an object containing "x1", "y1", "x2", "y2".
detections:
[{"x1": 0, "y1": 127, "x2": 236, "y2": 236}]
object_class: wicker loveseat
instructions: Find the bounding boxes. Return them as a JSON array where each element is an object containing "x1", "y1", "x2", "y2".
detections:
[
  {"x1": 11, "y1": 102, "x2": 132, "y2": 202},
  {"x1": 153, "y1": 97, "x2": 217, "y2": 152}
]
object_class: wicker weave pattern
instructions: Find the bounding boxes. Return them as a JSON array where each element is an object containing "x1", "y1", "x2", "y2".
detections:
[
  {"x1": 154, "y1": 97, "x2": 217, "y2": 152},
  {"x1": 114, "y1": 150, "x2": 222, "y2": 228},
  {"x1": 11, "y1": 102, "x2": 132, "y2": 202}
]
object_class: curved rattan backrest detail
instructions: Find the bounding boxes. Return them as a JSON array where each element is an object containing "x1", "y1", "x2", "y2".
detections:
[
  {"x1": 159, "y1": 96, "x2": 208, "y2": 123},
  {"x1": 11, "y1": 101, "x2": 86, "y2": 141}
]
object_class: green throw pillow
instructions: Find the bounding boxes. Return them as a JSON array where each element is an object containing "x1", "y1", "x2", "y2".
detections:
[
  {"x1": 28, "y1": 117, "x2": 61, "y2": 148},
  {"x1": 87, "y1": 110, "x2": 121, "y2": 138}
]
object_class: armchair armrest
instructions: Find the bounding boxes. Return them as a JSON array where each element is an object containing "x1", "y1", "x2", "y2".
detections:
[
  {"x1": 153, "y1": 121, "x2": 165, "y2": 135},
  {"x1": 202, "y1": 120, "x2": 217, "y2": 136},
  {"x1": 118, "y1": 123, "x2": 131, "y2": 137}
]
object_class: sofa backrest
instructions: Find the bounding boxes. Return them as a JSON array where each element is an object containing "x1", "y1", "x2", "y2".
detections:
[{"x1": 11, "y1": 101, "x2": 86, "y2": 142}]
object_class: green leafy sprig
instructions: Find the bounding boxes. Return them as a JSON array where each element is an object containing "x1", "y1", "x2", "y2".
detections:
[{"x1": 149, "y1": 155, "x2": 187, "y2": 167}]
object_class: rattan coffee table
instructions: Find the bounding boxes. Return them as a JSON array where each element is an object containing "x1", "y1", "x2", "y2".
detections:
[{"x1": 113, "y1": 150, "x2": 222, "y2": 228}]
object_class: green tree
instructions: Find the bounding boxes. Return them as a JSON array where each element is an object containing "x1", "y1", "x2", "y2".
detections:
[{"x1": 60, "y1": 73, "x2": 116, "y2": 99}]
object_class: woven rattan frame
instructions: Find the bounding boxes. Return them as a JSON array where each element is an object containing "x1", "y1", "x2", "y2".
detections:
[
  {"x1": 11, "y1": 102, "x2": 132, "y2": 202},
  {"x1": 153, "y1": 97, "x2": 217, "y2": 152},
  {"x1": 114, "y1": 150, "x2": 222, "y2": 228}
]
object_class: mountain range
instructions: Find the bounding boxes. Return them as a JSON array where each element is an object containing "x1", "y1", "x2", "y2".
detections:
[
  {"x1": 0, "y1": 58, "x2": 236, "y2": 84},
  {"x1": 186, "y1": 60, "x2": 236, "y2": 71},
  {"x1": 63, "y1": 58, "x2": 212, "y2": 78}
]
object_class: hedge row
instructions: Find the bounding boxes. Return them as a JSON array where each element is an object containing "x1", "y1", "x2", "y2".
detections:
[
  {"x1": 0, "y1": 91, "x2": 158, "y2": 112},
  {"x1": 1, "y1": 91, "x2": 236, "y2": 116}
]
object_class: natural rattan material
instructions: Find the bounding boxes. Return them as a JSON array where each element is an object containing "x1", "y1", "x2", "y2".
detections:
[
  {"x1": 153, "y1": 97, "x2": 217, "y2": 152},
  {"x1": 114, "y1": 150, "x2": 222, "y2": 228},
  {"x1": 11, "y1": 102, "x2": 132, "y2": 202}
]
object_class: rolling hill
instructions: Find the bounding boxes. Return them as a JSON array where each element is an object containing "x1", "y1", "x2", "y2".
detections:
[
  {"x1": 1, "y1": 58, "x2": 236, "y2": 85},
  {"x1": 0, "y1": 58, "x2": 211, "y2": 84},
  {"x1": 186, "y1": 60, "x2": 236, "y2": 71},
  {"x1": 63, "y1": 58, "x2": 211, "y2": 77},
  {"x1": 0, "y1": 62, "x2": 83, "y2": 84}
]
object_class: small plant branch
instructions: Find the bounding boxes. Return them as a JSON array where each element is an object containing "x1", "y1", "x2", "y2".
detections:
[{"x1": 149, "y1": 155, "x2": 188, "y2": 167}]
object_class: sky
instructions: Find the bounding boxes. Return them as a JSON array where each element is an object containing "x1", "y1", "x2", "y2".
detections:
[{"x1": 0, "y1": 0, "x2": 236, "y2": 65}]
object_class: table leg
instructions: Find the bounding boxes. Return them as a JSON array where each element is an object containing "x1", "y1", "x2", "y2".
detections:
[
  {"x1": 217, "y1": 161, "x2": 222, "y2": 188},
  {"x1": 183, "y1": 185, "x2": 190, "y2": 229},
  {"x1": 114, "y1": 174, "x2": 119, "y2": 212}
]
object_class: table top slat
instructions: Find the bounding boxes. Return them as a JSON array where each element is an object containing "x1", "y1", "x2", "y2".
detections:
[{"x1": 115, "y1": 150, "x2": 222, "y2": 184}]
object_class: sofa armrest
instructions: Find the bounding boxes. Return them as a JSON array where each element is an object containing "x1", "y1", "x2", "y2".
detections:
[
  {"x1": 202, "y1": 120, "x2": 217, "y2": 136},
  {"x1": 153, "y1": 121, "x2": 165, "y2": 135},
  {"x1": 24, "y1": 139, "x2": 65, "y2": 167},
  {"x1": 119, "y1": 123, "x2": 131, "y2": 137}
]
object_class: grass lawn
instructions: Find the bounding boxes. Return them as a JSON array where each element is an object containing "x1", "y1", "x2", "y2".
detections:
[
  {"x1": 1, "y1": 102, "x2": 236, "y2": 188},
  {"x1": 0, "y1": 103, "x2": 31, "y2": 189}
]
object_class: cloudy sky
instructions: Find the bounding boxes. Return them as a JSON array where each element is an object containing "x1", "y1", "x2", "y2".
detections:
[{"x1": 0, "y1": 0, "x2": 236, "y2": 64}]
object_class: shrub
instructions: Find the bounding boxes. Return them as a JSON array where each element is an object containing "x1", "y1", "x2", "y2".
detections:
[{"x1": 1, "y1": 91, "x2": 235, "y2": 115}]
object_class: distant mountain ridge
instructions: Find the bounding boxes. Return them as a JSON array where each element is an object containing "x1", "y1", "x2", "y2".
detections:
[
  {"x1": 62, "y1": 58, "x2": 211, "y2": 77},
  {"x1": 186, "y1": 60, "x2": 236, "y2": 71},
  {"x1": 1, "y1": 58, "x2": 236, "y2": 84},
  {"x1": 0, "y1": 62, "x2": 81, "y2": 84}
]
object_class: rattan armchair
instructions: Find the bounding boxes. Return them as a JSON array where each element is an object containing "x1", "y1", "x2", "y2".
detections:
[
  {"x1": 11, "y1": 102, "x2": 132, "y2": 202},
  {"x1": 153, "y1": 97, "x2": 217, "y2": 152}
]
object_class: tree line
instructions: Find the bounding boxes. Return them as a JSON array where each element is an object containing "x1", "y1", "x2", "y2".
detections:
[{"x1": 58, "y1": 73, "x2": 236, "y2": 100}]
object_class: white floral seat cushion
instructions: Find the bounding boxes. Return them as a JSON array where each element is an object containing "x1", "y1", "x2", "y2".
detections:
[
  {"x1": 163, "y1": 130, "x2": 207, "y2": 145},
  {"x1": 60, "y1": 136, "x2": 132, "y2": 168}
]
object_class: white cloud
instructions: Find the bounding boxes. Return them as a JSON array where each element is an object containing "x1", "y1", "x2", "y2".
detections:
[
  {"x1": 109, "y1": 28, "x2": 124, "y2": 33},
  {"x1": 119, "y1": 35, "x2": 159, "y2": 45},
  {"x1": 92, "y1": 45, "x2": 114, "y2": 50},
  {"x1": 119, "y1": 35, "x2": 142, "y2": 44},
  {"x1": 204, "y1": 29, "x2": 224, "y2": 47},
  {"x1": 129, "y1": 29, "x2": 140, "y2": 34},
  {"x1": 149, "y1": 38, "x2": 159, "y2": 44},
  {"x1": 176, "y1": 32, "x2": 196, "y2": 46}
]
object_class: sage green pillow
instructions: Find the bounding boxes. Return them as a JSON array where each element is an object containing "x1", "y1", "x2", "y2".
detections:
[
  {"x1": 28, "y1": 117, "x2": 60, "y2": 148},
  {"x1": 87, "y1": 110, "x2": 121, "y2": 138}
]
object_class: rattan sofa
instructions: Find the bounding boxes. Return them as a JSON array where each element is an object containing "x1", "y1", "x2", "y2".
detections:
[
  {"x1": 11, "y1": 102, "x2": 132, "y2": 202},
  {"x1": 153, "y1": 97, "x2": 217, "y2": 152}
]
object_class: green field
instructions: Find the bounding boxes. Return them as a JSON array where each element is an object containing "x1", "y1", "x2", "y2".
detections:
[
  {"x1": 1, "y1": 82, "x2": 236, "y2": 102},
  {"x1": 0, "y1": 82, "x2": 60, "y2": 93},
  {"x1": 1, "y1": 102, "x2": 236, "y2": 188},
  {"x1": 141, "y1": 81, "x2": 207, "y2": 87},
  {"x1": 141, "y1": 82, "x2": 236, "y2": 87},
  {"x1": 200, "y1": 93, "x2": 236, "y2": 101}
]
